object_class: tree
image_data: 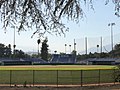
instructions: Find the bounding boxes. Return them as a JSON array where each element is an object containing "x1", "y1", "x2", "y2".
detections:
[
  {"x1": 37, "y1": 39, "x2": 40, "y2": 57},
  {"x1": 0, "y1": 0, "x2": 84, "y2": 36},
  {"x1": 0, "y1": 0, "x2": 94, "y2": 37},
  {"x1": 14, "y1": 49, "x2": 28, "y2": 58},
  {"x1": 41, "y1": 37, "x2": 49, "y2": 60},
  {"x1": 0, "y1": 43, "x2": 5, "y2": 57},
  {"x1": 110, "y1": 43, "x2": 120, "y2": 57},
  {"x1": 114, "y1": 43, "x2": 120, "y2": 51},
  {"x1": 0, "y1": 43, "x2": 12, "y2": 57},
  {"x1": 54, "y1": 50, "x2": 57, "y2": 54},
  {"x1": 71, "y1": 50, "x2": 76, "y2": 55},
  {"x1": 0, "y1": 0, "x2": 119, "y2": 37},
  {"x1": 5, "y1": 44, "x2": 12, "y2": 57},
  {"x1": 105, "y1": 0, "x2": 120, "y2": 17},
  {"x1": 113, "y1": 45, "x2": 120, "y2": 82}
]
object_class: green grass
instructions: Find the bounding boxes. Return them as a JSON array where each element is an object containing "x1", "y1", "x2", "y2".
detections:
[
  {"x1": 0, "y1": 65, "x2": 117, "y2": 85},
  {"x1": 0, "y1": 65, "x2": 116, "y2": 70},
  {"x1": 0, "y1": 69, "x2": 115, "y2": 85}
]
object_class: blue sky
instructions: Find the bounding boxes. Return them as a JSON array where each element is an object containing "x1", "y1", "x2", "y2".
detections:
[{"x1": 1, "y1": 1, "x2": 120, "y2": 54}]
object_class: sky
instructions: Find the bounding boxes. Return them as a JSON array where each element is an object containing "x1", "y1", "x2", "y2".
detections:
[{"x1": 1, "y1": 1, "x2": 120, "y2": 54}]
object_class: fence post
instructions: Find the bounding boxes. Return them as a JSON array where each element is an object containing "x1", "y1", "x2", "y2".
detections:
[
  {"x1": 57, "y1": 70, "x2": 58, "y2": 87},
  {"x1": 33, "y1": 70, "x2": 35, "y2": 86},
  {"x1": 113, "y1": 69, "x2": 115, "y2": 85},
  {"x1": 98, "y1": 69, "x2": 100, "y2": 85},
  {"x1": 10, "y1": 70, "x2": 12, "y2": 87},
  {"x1": 71, "y1": 70, "x2": 73, "y2": 85},
  {"x1": 81, "y1": 70, "x2": 83, "y2": 87}
]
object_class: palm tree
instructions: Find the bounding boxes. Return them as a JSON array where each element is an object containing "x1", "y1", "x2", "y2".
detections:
[
  {"x1": 37, "y1": 39, "x2": 40, "y2": 57},
  {"x1": 65, "y1": 44, "x2": 67, "y2": 54},
  {"x1": 41, "y1": 38, "x2": 49, "y2": 60},
  {"x1": 97, "y1": 45, "x2": 99, "y2": 53},
  {"x1": 54, "y1": 51, "x2": 57, "y2": 54},
  {"x1": 69, "y1": 45, "x2": 71, "y2": 54}
]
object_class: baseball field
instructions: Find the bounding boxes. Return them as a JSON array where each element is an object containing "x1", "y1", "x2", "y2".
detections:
[{"x1": 0, "y1": 65, "x2": 117, "y2": 86}]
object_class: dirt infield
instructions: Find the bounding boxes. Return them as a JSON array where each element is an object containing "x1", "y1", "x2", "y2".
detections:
[
  {"x1": 0, "y1": 83, "x2": 119, "y2": 90},
  {"x1": 0, "y1": 84, "x2": 120, "y2": 90}
]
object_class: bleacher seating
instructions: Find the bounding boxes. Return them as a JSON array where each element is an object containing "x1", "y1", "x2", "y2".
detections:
[
  {"x1": 78, "y1": 58, "x2": 119, "y2": 65},
  {"x1": 28, "y1": 58, "x2": 48, "y2": 64},
  {"x1": 0, "y1": 57, "x2": 48, "y2": 65},
  {"x1": 50, "y1": 54, "x2": 76, "y2": 64}
]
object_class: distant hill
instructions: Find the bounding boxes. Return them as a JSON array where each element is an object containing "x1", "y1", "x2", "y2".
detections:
[{"x1": 25, "y1": 51, "x2": 38, "y2": 56}]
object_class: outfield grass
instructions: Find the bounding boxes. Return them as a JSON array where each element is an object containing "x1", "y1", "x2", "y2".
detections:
[
  {"x1": 0, "y1": 65, "x2": 116, "y2": 70},
  {"x1": 0, "y1": 69, "x2": 115, "y2": 85},
  {"x1": 0, "y1": 65, "x2": 117, "y2": 85}
]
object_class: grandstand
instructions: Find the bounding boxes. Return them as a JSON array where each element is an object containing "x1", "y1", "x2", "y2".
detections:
[
  {"x1": 28, "y1": 58, "x2": 48, "y2": 64},
  {"x1": 1, "y1": 56, "x2": 120, "y2": 65},
  {"x1": 0, "y1": 54, "x2": 77, "y2": 65},
  {"x1": 50, "y1": 54, "x2": 76, "y2": 64},
  {"x1": 87, "y1": 58, "x2": 116, "y2": 65},
  {"x1": 0, "y1": 57, "x2": 48, "y2": 65},
  {"x1": 78, "y1": 58, "x2": 120, "y2": 65}
]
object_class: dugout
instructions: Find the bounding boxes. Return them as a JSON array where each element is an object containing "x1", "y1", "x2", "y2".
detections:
[{"x1": 2, "y1": 61, "x2": 32, "y2": 65}]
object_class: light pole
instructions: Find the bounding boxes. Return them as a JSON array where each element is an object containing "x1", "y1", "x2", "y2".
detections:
[
  {"x1": 11, "y1": 26, "x2": 16, "y2": 56},
  {"x1": 85, "y1": 37, "x2": 87, "y2": 55},
  {"x1": 108, "y1": 23, "x2": 115, "y2": 51},
  {"x1": 13, "y1": 27, "x2": 16, "y2": 53}
]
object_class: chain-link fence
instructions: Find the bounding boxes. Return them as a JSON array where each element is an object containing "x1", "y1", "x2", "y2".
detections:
[{"x1": 0, "y1": 69, "x2": 118, "y2": 87}]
